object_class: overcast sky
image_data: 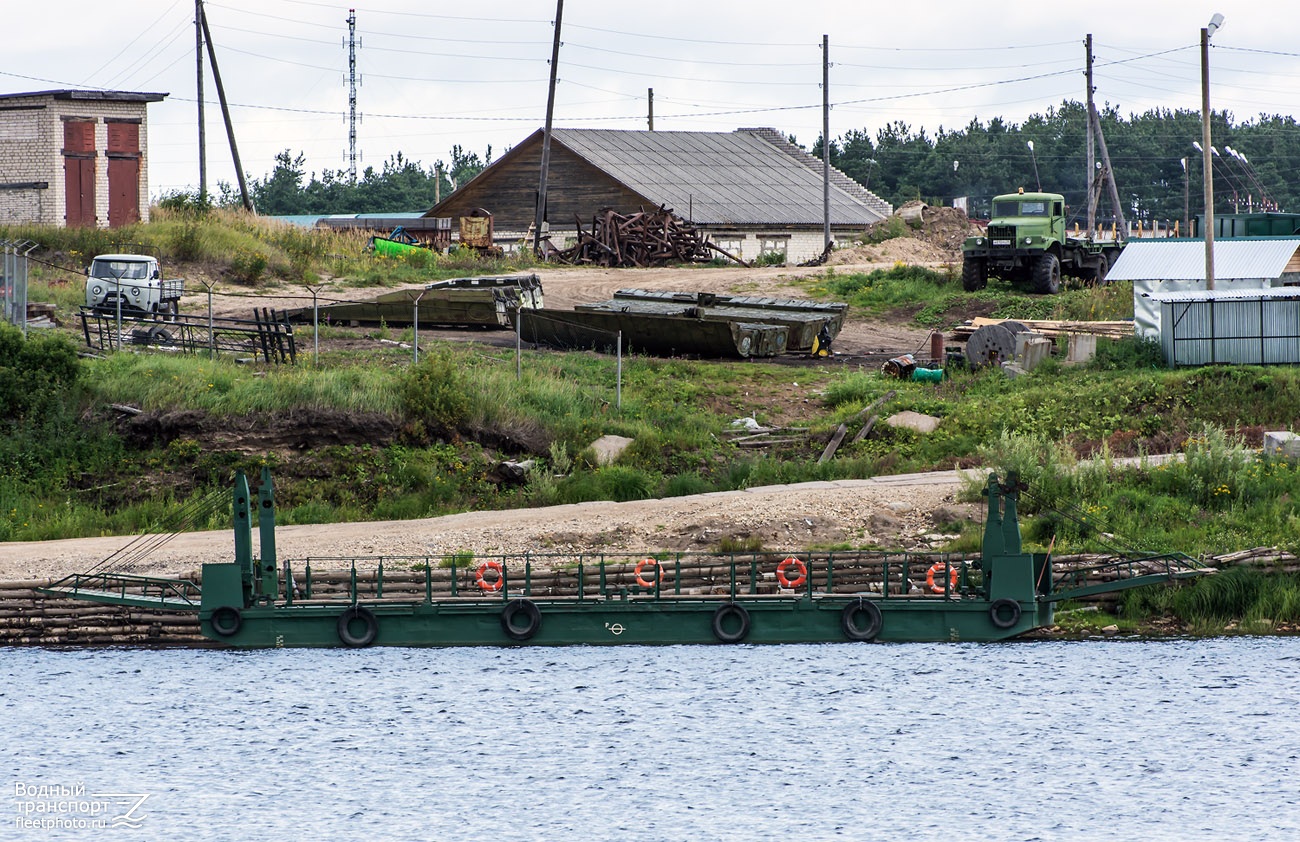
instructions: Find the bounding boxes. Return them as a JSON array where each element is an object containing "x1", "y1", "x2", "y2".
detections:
[{"x1": 5, "y1": 0, "x2": 1297, "y2": 199}]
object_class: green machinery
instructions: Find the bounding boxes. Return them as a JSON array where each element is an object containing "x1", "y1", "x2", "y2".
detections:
[
  {"x1": 961, "y1": 190, "x2": 1127, "y2": 294},
  {"x1": 41, "y1": 469, "x2": 1207, "y2": 648}
]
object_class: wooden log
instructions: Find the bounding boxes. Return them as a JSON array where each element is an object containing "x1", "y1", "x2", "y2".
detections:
[{"x1": 818, "y1": 423, "x2": 850, "y2": 464}]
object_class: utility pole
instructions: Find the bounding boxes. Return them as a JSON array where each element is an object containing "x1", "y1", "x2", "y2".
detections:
[
  {"x1": 647, "y1": 88, "x2": 653, "y2": 131},
  {"x1": 346, "y1": 8, "x2": 358, "y2": 182},
  {"x1": 533, "y1": 0, "x2": 564, "y2": 254},
  {"x1": 199, "y1": 5, "x2": 254, "y2": 212},
  {"x1": 1085, "y1": 34, "x2": 1096, "y2": 234},
  {"x1": 822, "y1": 34, "x2": 831, "y2": 252},
  {"x1": 1201, "y1": 14, "x2": 1224, "y2": 291},
  {"x1": 196, "y1": 0, "x2": 206, "y2": 199}
]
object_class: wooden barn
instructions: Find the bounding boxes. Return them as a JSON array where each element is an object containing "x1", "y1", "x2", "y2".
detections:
[{"x1": 422, "y1": 127, "x2": 891, "y2": 264}]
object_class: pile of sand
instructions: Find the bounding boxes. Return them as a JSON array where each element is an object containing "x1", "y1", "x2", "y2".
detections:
[{"x1": 839, "y1": 201, "x2": 982, "y2": 264}]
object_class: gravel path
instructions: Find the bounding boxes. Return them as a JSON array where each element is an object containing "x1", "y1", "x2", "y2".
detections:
[{"x1": 0, "y1": 472, "x2": 974, "y2": 582}]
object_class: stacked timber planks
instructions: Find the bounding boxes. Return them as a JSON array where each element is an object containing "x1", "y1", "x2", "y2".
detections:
[{"x1": 950, "y1": 317, "x2": 1133, "y2": 342}]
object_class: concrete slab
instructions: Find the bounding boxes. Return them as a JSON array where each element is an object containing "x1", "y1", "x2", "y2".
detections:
[{"x1": 589, "y1": 434, "x2": 634, "y2": 466}]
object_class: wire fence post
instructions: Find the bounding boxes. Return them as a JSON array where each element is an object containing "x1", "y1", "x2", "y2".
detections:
[
  {"x1": 411, "y1": 289, "x2": 427, "y2": 365},
  {"x1": 515, "y1": 302, "x2": 522, "y2": 381},
  {"x1": 200, "y1": 280, "x2": 217, "y2": 359},
  {"x1": 305, "y1": 284, "x2": 323, "y2": 367},
  {"x1": 617, "y1": 330, "x2": 622, "y2": 411}
]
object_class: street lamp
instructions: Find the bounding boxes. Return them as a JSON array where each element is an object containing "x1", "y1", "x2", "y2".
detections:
[
  {"x1": 1201, "y1": 12, "x2": 1224, "y2": 290},
  {"x1": 1027, "y1": 140, "x2": 1041, "y2": 192}
]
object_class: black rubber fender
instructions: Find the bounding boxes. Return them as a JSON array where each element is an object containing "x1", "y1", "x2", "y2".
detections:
[
  {"x1": 210, "y1": 605, "x2": 242, "y2": 637},
  {"x1": 337, "y1": 605, "x2": 379, "y2": 647},
  {"x1": 711, "y1": 603, "x2": 751, "y2": 643},
  {"x1": 501, "y1": 598, "x2": 542, "y2": 641},
  {"x1": 989, "y1": 598, "x2": 1023, "y2": 630},
  {"x1": 841, "y1": 598, "x2": 882, "y2": 642}
]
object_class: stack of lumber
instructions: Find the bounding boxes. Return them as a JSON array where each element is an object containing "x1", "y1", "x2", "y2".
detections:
[{"x1": 950, "y1": 317, "x2": 1133, "y2": 341}]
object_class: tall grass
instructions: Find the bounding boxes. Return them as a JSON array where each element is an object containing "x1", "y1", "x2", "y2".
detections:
[{"x1": 84, "y1": 354, "x2": 405, "y2": 415}]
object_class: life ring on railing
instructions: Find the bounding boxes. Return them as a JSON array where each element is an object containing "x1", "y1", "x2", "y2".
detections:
[
  {"x1": 210, "y1": 605, "x2": 242, "y2": 637},
  {"x1": 926, "y1": 561, "x2": 960, "y2": 594},
  {"x1": 634, "y1": 558, "x2": 662, "y2": 589},
  {"x1": 501, "y1": 599, "x2": 542, "y2": 641},
  {"x1": 337, "y1": 605, "x2": 379, "y2": 647},
  {"x1": 476, "y1": 560, "x2": 504, "y2": 593},
  {"x1": 776, "y1": 556, "x2": 807, "y2": 589}
]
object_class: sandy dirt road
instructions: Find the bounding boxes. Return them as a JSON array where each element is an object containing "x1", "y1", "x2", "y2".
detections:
[{"x1": 0, "y1": 472, "x2": 976, "y2": 582}]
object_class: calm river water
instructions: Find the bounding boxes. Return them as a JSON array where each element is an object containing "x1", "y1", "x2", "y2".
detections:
[{"x1": 4, "y1": 638, "x2": 1298, "y2": 841}]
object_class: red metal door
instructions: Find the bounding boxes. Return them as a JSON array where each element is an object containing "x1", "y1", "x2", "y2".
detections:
[
  {"x1": 106, "y1": 121, "x2": 141, "y2": 228},
  {"x1": 63, "y1": 121, "x2": 96, "y2": 227},
  {"x1": 108, "y1": 157, "x2": 140, "y2": 228},
  {"x1": 64, "y1": 157, "x2": 95, "y2": 227}
]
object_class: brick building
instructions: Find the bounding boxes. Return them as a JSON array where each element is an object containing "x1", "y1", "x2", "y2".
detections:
[{"x1": 0, "y1": 89, "x2": 166, "y2": 228}]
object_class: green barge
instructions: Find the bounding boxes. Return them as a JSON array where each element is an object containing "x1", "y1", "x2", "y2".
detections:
[{"x1": 41, "y1": 469, "x2": 1207, "y2": 648}]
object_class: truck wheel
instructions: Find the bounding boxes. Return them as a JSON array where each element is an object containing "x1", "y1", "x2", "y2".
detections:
[
  {"x1": 1092, "y1": 254, "x2": 1110, "y2": 286},
  {"x1": 961, "y1": 258, "x2": 988, "y2": 291},
  {"x1": 1032, "y1": 253, "x2": 1061, "y2": 294}
]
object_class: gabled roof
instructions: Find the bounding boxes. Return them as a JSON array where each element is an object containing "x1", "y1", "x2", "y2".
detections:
[
  {"x1": 426, "y1": 127, "x2": 891, "y2": 228},
  {"x1": 550, "y1": 128, "x2": 890, "y2": 226},
  {"x1": 1108, "y1": 238, "x2": 1300, "y2": 281}
]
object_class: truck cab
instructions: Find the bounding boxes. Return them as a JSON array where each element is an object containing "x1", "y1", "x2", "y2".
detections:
[
  {"x1": 962, "y1": 189, "x2": 1121, "y2": 294},
  {"x1": 85, "y1": 254, "x2": 183, "y2": 319}
]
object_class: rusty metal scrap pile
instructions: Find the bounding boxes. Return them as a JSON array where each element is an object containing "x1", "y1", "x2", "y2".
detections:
[{"x1": 550, "y1": 206, "x2": 745, "y2": 268}]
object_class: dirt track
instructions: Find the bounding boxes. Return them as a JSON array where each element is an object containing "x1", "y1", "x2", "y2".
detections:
[{"x1": 0, "y1": 472, "x2": 977, "y2": 582}]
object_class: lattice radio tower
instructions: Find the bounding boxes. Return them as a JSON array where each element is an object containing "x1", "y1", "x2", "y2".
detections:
[{"x1": 346, "y1": 8, "x2": 358, "y2": 181}]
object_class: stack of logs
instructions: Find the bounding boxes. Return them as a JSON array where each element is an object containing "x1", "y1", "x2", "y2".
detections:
[
  {"x1": 0, "y1": 578, "x2": 206, "y2": 646},
  {"x1": 550, "y1": 206, "x2": 746, "y2": 268}
]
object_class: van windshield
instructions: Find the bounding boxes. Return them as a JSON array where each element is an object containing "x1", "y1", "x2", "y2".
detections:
[{"x1": 91, "y1": 260, "x2": 151, "y2": 280}]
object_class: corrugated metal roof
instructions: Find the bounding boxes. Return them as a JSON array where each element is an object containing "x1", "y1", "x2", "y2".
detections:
[
  {"x1": 1144, "y1": 287, "x2": 1300, "y2": 303},
  {"x1": 551, "y1": 128, "x2": 891, "y2": 227},
  {"x1": 1107, "y1": 238, "x2": 1300, "y2": 281}
]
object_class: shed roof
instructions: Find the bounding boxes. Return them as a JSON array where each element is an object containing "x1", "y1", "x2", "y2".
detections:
[
  {"x1": 1107, "y1": 237, "x2": 1300, "y2": 281},
  {"x1": 1142, "y1": 286, "x2": 1300, "y2": 303},
  {"x1": 0, "y1": 89, "x2": 167, "y2": 103},
  {"x1": 549, "y1": 128, "x2": 890, "y2": 226}
]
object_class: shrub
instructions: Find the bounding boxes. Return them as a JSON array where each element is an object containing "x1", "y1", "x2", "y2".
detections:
[{"x1": 402, "y1": 350, "x2": 471, "y2": 434}]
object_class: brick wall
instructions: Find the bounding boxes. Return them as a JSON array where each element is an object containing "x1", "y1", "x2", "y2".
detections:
[{"x1": 0, "y1": 93, "x2": 154, "y2": 228}]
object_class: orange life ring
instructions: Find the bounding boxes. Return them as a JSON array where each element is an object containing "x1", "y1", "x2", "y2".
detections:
[
  {"x1": 476, "y1": 560, "x2": 504, "y2": 593},
  {"x1": 926, "y1": 561, "x2": 959, "y2": 594},
  {"x1": 776, "y1": 556, "x2": 807, "y2": 589},
  {"x1": 634, "y1": 558, "x2": 662, "y2": 589}
]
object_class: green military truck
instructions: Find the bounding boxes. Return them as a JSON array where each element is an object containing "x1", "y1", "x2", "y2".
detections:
[{"x1": 961, "y1": 190, "x2": 1126, "y2": 294}]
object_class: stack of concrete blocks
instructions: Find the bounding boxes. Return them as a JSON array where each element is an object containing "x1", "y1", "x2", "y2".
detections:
[{"x1": 1001, "y1": 331, "x2": 1053, "y2": 377}]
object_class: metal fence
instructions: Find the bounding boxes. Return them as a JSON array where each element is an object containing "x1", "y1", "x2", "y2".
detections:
[{"x1": 1, "y1": 240, "x2": 36, "y2": 334}]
